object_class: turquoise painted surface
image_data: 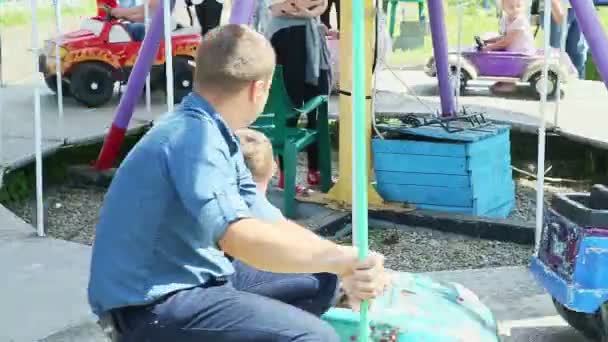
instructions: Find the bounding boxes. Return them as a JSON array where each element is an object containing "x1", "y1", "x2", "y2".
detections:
[
  {"x1": 322, "y1": 272, "x2": 500, "y2": 341},
  {"x1": 375, "y1": 123, "x2": 510, "y2": 143},
  {"x1": 372, "y1": 125, "x2": 515, "y2": 218},
  {"x1": 371, "y1": 138, "x2": 467, "y2": 157}
]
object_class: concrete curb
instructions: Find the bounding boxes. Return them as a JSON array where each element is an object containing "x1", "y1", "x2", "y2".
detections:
[
  {"x1": 295, "y1": 200, "x2": 534, "y2": 246},
  {"x1": 370, "y1": 209, "x2": 534, "y2": 245}
]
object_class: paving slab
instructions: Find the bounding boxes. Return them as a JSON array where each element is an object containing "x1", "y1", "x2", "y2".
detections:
[
  {"x1": 428, "y1": 266, "x2": 589, "y2": 342},
  {"x1": 0, "y1": 205, "x2": 96, "y2": 342}
]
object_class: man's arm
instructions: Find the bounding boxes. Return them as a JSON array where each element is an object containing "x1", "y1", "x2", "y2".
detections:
[
  {"x1": 111, "y1": 0, "x2": 157, "y2": 22},
  {"x1": 550, "y1": 0, "x2": 565, "y2": 25},
  {"x1": 219, "y1": 218, "x2": 359, "y2": 276},
  {"x1": 166, "y1": 121, "x2": 359, "y2": 276},
  {"x1": 484, "y1": 30, "x2": 522, "y2": 51}
]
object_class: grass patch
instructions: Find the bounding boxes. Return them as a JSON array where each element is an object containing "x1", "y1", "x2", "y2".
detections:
[{"x1": 0, "y1": 3, "x2": 94, "y2": 27}]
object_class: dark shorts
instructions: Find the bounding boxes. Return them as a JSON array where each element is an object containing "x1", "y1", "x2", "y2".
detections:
[
  {"x1": 112, "y1": 260, "x2": 341, "y2": 341},
  {"x1": 125, "y1": 23, "x2": 146, "y2": 41}
]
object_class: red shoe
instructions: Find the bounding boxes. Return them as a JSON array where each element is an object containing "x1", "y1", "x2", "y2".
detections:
[
  {"x1": 307, "y1": 170, "x2": 321, "y2": 186},
  {"x1": 277, "y1": 171, "x2": 307, "y2": 194}
]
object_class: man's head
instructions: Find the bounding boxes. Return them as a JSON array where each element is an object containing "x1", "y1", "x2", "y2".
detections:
[
  {"x1": 193, "y1": 24, "x2": 276, "y2": 130},
  {"x1": 235, "y1": 128, "x2": 276, "y2": 194}
]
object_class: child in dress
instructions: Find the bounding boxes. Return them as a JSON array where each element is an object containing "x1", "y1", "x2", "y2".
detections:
[{"x1": 483, "y1": 0, "x2": 535, "y2": 93}]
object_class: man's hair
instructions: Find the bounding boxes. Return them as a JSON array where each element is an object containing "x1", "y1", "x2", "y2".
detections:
[
  {"x1": 235, "y1": 128, "x2": 274, "y2": 182},
  {"x1": 194, "y1": 24, "x2": 276, "y2": 93}
]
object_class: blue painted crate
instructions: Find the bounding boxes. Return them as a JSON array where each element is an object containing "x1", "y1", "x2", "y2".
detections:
[{"x1": 372, "y1": 124, "x2": 515, "y2": 218}]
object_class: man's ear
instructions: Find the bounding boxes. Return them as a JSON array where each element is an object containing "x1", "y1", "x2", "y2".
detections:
[{"x1": 250, "y1": 80, "x2": 268, "y2": 103}]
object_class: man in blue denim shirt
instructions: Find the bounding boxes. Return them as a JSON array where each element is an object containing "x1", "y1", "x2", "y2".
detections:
[{"x1": 88, "y1": 24, "x2": 389, "y2": 341}]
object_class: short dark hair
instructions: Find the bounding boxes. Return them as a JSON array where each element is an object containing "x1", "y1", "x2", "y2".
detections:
[{"x1": 194, "y1": 24, "x2": 276, "y2": 93}]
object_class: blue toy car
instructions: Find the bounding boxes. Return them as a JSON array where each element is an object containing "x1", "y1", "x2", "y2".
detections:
[{"x1": 530, "y1": 184, "x2": 608, "y2": 341}]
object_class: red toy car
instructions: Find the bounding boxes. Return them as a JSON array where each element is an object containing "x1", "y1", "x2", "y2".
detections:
[{"x1": 39, "y1": 10, "x2": 201, "y2": 107}]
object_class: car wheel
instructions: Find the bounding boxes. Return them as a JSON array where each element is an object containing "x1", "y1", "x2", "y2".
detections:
[
  {"x1": 44, "y1": 75, "x2": 71, "y2": 97},
  {"x1": 449, "y1": 66, "x2": 469, "y2": 95},
  {"x1": 531, "y1": 70, "x2": 559, "y2": 99},
  {"x1": 165, "y1": 56, "x2": 194, "y2": 105},
  {"x1": 552, "y1": 297, "x2": 601, "y2": 340},
  {"x1": 69, "y1": 62, "x2": 116, "y2": 108}
]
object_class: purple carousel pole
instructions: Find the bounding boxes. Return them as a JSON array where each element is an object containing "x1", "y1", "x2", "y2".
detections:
[
  {"x1": 427, "y1": 0, "x2": 455, "y2": 116},
  {"x1": 570, "y1": 0, "x2": 608, "y2": 90},
  {"x1": 229, "y1": 0, "x2": 255, "y2": 24},
  {"x1": 94, "y1": 0, "x2": 175, "y2": 169}
]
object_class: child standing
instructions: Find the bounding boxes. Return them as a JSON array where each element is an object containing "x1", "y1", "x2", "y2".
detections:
[{"x1": 483, "y1": 0, "x2": 535, "y2": 93}]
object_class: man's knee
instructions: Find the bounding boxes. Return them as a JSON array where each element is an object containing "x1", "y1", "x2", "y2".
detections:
[{"x1": 315, "y1": 273, "x2": 340, "y2": 311}]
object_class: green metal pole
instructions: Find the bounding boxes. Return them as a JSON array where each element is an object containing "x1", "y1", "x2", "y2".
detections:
[{"x1": 352, "y1": 0, "x2": 369, "y2": 340}]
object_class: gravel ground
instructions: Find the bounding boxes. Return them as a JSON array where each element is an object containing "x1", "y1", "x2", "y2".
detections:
[
  {"x1": 3, "y1": 169, "x2": 586, "y2": 271},
  {"x1": 5, "y1": 185, "x2": 105, "y2": 246},
  {"x1": 335, "y1": 226, "x2": 533, "y2": 272}
]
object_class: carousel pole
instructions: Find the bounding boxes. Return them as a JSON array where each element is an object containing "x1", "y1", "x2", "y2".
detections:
[
  {"x1": 145, "y1": 0, "x2": 152, "y2": 113},
  {"x1": 534, "y1": 0, "x2": 552, "y2": 255},
  {"x1": 428, "y1": 0, "x2": 455, "y2": 116},
  {"x1": 352, "y1": 0, "x2": 370, "y2": 339},
  {"x1": 163, "y1": 0, "x2": 174, "y2": 111},
  {"x1": 327, "y1": 0, "x2": 384, "y2": 209},
  {"x1": 94, "y1": 0, "x2": 175, "y2": 170},
  {"x1": 229, "y1": 0, "x2": 255, "y2": 24},
  {"x1": 0, "y1": 28, "x2": 3, "y2": 87},
  {"x1": 31, "y1": 0, "x2": 45, "y2": 237},
  {"x1": 570, "y1": 0, "x2": 608, "y2": 91},
  {"x1": 552, "y1": 0, "x2": 568, "y2": 128},
  {"x1": 54, "y1": 0, "x2": 64, "y2": 140}
]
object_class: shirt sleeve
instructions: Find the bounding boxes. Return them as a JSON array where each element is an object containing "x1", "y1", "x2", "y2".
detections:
[
  {"x1": 165, "y1": 119, "x2": 252, "y2": 244},
  {"x1": 250, "y1": 193, "x2": 285, "y2": 223}
]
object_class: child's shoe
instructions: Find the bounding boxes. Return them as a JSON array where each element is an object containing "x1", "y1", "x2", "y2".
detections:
[{"x1": 307, "y1": 170, "x2": 321, "y2": 186}]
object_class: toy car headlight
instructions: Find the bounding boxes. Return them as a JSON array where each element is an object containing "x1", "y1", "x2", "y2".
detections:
[{"x1": 59, "y1": 47, "x2": 68, "y2": 58}]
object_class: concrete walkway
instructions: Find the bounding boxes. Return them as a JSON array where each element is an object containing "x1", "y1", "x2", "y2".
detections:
[{"x1": 0, "y1": 74, "x2": 598, "y2": 341}]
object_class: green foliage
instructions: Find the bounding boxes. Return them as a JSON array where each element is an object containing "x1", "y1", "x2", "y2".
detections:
[
  {"x1": 0, "y1": 3, "x2": 94, "y2": 27},
  {"x1": 0, "y1": 129, "x2": 147, "y2": 206}
]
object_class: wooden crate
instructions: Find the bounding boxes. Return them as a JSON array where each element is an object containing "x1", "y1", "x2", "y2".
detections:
[{"x1": 372, "y1": 124, "x2": 515, "y2": 218}]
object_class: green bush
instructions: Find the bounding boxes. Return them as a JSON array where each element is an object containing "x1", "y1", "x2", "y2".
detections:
[{"x1": 0, "y1": 3, "x2": 94, "y2": 27}]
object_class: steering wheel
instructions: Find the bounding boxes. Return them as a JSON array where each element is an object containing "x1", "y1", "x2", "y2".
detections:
[
  {"x1": 99, "y1": 4, "x2": 117, "y2": 22},
  {"x1": 474, "y1": 36, "x2": 486, "y2": 51}
]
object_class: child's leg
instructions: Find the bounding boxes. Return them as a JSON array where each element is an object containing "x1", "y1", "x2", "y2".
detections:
[
  {"x1": 302, "y1": 70, "x2": 331, "y2": 185},
  {"x1": 565, "y1": 10, "x2": 588, "y2": 80}
]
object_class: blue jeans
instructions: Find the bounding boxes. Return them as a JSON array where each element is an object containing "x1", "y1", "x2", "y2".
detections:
[
  {"x1": 114, "y1": 260, "x2": 341, "y2": 341},
  {"x1": 125, "y1": 23, "x2": 146, "y2": 41},
  {"x1": 541, "y1": 8, "x2": 589, "y2": 79}
]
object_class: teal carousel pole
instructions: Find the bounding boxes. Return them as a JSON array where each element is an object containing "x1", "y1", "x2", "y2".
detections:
[{"x1": 352, "y1": 0, "x2": 370, "y2": 339}]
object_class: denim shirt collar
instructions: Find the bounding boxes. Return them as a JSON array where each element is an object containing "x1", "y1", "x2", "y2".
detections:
[{"x1": 179, "y1": 92, "x2": 240, "y2": 155}]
